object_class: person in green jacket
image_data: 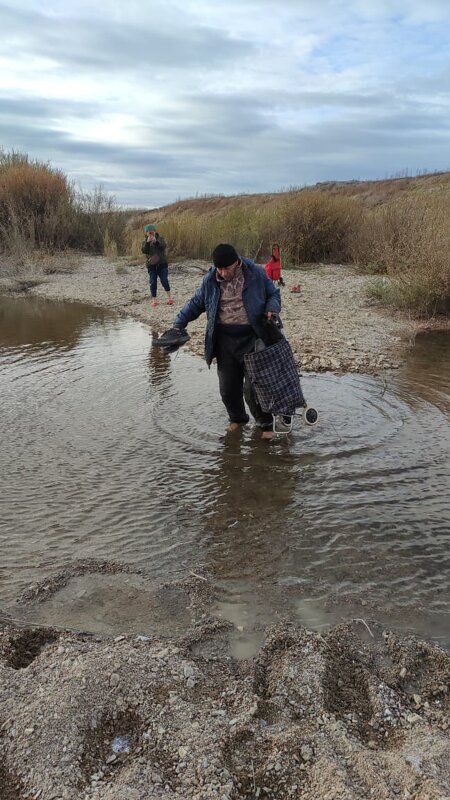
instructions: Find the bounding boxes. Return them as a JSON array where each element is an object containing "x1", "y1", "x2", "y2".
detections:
[{"x1": 141, "y1": 224, "x2": 173, "y2": 307}]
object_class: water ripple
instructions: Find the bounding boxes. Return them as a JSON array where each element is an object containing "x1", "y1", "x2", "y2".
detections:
[{"x1": 1, "y1": 297, "x2": 449, "y2": 644}]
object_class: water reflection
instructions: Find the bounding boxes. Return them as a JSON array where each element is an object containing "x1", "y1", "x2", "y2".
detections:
[
  {"x1": 147, "y1": 334, "x2": 173, "y2": 387},
  {"x1": 393, "y1": 330, "x2": 450, "y2": 412},
  {"x1": 205, "y1": 434, "x2": 300, "y2": 582},
  {"x1": 205, "y1": 434, "x2": 304, "y2": 656},
  {"x1": 0, "y1": 295, "x2": 109, "y2": 350}
]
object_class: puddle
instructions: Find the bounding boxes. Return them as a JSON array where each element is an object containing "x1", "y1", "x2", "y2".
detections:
[{"x1": 11, "y1": 574, "x2": 192, "y2": 637}]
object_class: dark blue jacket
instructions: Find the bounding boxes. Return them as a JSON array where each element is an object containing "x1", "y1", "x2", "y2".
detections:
[{"x1": 173, "y1": 257, "x2": 281, "y2": 366}]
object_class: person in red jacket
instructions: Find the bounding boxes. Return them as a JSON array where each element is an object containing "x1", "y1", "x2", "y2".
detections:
[{"x1": 264, "y1": 244, "x2": 285, "y2": 287}]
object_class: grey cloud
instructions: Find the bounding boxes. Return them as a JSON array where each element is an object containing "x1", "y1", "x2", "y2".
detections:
[
  {"x1": 3, "y1": 87, "x2": 448, "y2": 206},
  {"x1": 142, "y1": 87, "x2": 450, "y2": 161},
  {"x1": 0, "y1": 117, "x2": 204, "y2": 179},
  {"x1": 1, "y1": 1, "x2": 449, "y2": 206},
  {"x1": 148, "y1": 100, "x2": 272, "y2": 152},
  {"x1": 0, "y1": 2, "x2": 251, "y2": 73},
  {"x1": 0, "y1": 95, "x2": 99, "y2": 121}
]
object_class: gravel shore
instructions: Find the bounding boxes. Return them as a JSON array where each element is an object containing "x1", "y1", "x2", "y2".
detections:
[
  {"x1": 0, "y1": 253, "x2": 429, "y2": 373},
  {"x1": 1, "y1": 579, "x2": 449, "y2": 800}
]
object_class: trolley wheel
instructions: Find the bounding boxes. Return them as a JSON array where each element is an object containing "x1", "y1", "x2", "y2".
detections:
[{"x1": 304, "y1": 406, "x2": 319, "y2": 426}]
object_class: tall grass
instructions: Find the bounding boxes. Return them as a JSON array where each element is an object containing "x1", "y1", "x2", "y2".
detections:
[
  {"x1": 129, "y1": 192, "x2": 362, "y2": 266},
  {"x1": 351, "y1": 193, "x2": 450, "y2": 315},
  {"x1": 0, "y1": 149, "x2": 126, "y2": 270},
  {"x1": 1, "y1": 146, "x2": 449, "y2": 316},
  {"x1": 131, "y1": 183, "x2": 450, "y2": 317},
  {"x1": 0, "y1": 150, "x2": 73, "y2": 259}
]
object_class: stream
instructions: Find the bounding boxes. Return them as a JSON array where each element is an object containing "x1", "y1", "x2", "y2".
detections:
[{"x1": 1, "y1": 295, "x2": 449, "y2": 655}]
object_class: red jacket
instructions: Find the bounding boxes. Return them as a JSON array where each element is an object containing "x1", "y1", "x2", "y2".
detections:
[{"x1": 264, "y1": 246, "x2": 281, "y2": 281}]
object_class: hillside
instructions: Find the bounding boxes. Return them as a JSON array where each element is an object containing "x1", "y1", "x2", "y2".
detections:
[{"x1": 135, "y1": 170, "x2": 450, "y2": 223}]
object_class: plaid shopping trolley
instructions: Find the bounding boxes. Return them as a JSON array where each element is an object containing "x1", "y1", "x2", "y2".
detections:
[{"x1": 244, "y1": 336, "x2": 306, "y2": 416}]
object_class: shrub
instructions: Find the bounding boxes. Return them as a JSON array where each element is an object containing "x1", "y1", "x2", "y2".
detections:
[
  {"x1": 129, "y1": 191, "x2": 362, "y2": 267},
  {"x1": 0, "y1": 149, "x2": 126, "y2": 263},
  {"x1": 353, "y1": 194, "x2": 450, "y2": 315},
  {"x1": 0, "y1": 150, "x2": 73, "y2": 254},
  {"x1": 70, "y1": 186, "x2": 127, "y2": 255},
  {"x1": 270, "y1": 192, "x2": 363, "y2": 264}
]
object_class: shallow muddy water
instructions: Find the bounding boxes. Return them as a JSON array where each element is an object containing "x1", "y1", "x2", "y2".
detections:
[{"x1": 1, "y1": 296, "x2": 449, "y2": 651}]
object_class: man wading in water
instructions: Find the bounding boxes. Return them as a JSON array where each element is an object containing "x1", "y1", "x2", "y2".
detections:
[{"x1": 172, "y1": 243, "x2": 285, "y2": 439}]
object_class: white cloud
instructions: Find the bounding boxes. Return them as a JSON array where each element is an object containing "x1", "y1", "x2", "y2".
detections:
[{"x1": 0, "y1": 0, "x2": 449, "y2": 206}]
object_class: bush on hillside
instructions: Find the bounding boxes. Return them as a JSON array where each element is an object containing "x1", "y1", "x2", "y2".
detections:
[
  {"x1": 0, "y1": 150, "x2": 73, "y2": 255},
  {"x1": 129, "y1": 192, "x2": 362, "y2": 266},
  {"x1": 71, "y1": 187, "x2": 126, "y2": 255},
  {"x1": 351, "y1": 193, "x2": 450, "y2": 315},
  {"x1": 0, "y1": 149, "x2": 126, "y2": 264}
]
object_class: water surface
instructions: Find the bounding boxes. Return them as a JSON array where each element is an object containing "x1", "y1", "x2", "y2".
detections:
[{"x1": 1, "y1": 296, "x2": 449, "y2": 649}]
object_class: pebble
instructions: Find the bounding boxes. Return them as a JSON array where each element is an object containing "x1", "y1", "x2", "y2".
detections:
[
  {"x1": 301, "y1": 744, "x2": 313, "y2": 761},
  {"x1": 183, "y1": 663, "x2": 195, "y2": 679}
]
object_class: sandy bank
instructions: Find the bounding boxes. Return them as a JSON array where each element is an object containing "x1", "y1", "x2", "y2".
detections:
[
  {"x1": 1, "y1": 589, "x2": 449, "y2": 800},
  {"x1": 0, "y1": 253, "x2": 433, "y2": 373}
]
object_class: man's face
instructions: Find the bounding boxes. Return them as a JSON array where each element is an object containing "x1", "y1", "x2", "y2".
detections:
[{"x1": 216, "y1": 259, "x2": 240, "y2": 281}]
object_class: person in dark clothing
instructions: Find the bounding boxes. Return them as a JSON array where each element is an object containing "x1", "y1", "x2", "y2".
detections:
[
  {"x1": 173, "y1": 243, "x2": 286, "y2": 439},
  {"x1": 141, "y1": 224, "x2": 173, "y2": 307}
]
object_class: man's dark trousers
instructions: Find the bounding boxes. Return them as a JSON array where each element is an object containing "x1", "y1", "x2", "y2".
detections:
[{"x1": 214, "y1": 324, "x2": 273, "y2": 429}]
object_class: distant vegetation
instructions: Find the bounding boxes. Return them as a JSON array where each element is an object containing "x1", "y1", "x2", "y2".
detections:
[
  {"x1": 1, "y1": 146, "x2": 449, "y2": 317},
  {"x1": 132, "y1": 172, "x2": 450, "y2": 317},
  {"x1": 0, "y1": 148, "x2": 127, "y2": 266}
]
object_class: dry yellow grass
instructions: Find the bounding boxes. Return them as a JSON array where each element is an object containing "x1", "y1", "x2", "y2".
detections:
[
  {"x1": 130, "y1": 172, "x2": 450, "y2": 316},
  {"x1": 2, "y1": 148, "x2": 449, "y2": 317},
  {"x1": 0, "y1": 149, "x2": 127, "y2": 262}
]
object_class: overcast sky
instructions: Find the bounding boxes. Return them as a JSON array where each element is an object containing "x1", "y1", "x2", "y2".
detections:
[{"x1": 1, "y1": 0, "x2": 449, "y2": 208}]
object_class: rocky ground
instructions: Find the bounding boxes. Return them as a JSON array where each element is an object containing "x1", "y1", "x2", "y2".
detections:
[
  {"x1": 1, "y1": 255, "x2": 449, "y2": 798},
  {"x1": 0, "y1": 252, "x2": 434, "y2": 373},
  {"x1": 0, "y1": 566, "x2": 449, "y2": 800}
]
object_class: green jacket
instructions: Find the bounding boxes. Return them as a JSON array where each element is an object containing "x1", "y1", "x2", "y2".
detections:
[{"x1": 141, "y1": 234, "x2": 168, "y2": 267}]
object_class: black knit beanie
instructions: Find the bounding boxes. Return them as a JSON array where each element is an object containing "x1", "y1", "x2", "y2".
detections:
[{"x1": 212, "y1": 243, "x2": 239, "y2": 268}]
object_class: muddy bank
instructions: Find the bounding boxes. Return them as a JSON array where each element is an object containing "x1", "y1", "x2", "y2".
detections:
[
  {"x1": 0, "y1": 253, "x2": 430, "y2": 373},
  {"x1": 1, "y1": 607, "x2": 449, "y2": 799},
  {"x1": 1, "y1": 564, "x2": 449, "y2": 799}
]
